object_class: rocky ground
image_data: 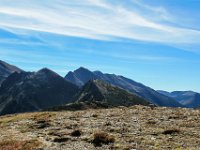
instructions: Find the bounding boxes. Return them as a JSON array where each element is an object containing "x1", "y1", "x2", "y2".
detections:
[{"x1": 0, "y1": 105, "x2": 200, "y2": 150}]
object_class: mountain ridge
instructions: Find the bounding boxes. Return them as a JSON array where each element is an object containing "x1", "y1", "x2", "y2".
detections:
[
  {"x1": 65, "y1": 67, "x2": 182, "y2": 107},
  {"x1": 76, "y1": 79, "x2": 151, "y2": 107},
  {"x1": 3, "y1": 60, "x2": 199, "y2": 116},
  {"x1": 46, "y1": 79, "x2": 151, "y2": 112},
  {"x1": 0, "y1": 61, "x2": 153, "y2": 115},
  {"x1": 158, "y1": 90, "x2": 200, "y2": 108}
]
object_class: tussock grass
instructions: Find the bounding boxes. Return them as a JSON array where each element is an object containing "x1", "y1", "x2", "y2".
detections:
[{"x1": 92, "y1": 131, "x2": 115, "y2": 147}]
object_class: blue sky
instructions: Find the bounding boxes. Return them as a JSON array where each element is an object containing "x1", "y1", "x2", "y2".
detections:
[{"x1": 0, "y1": 0, "x2": 200, "y2": 92}]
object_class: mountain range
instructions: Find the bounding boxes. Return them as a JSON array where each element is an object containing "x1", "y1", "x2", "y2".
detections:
[
  {"x1": 65, "y1": 67, "x2": 182, "y2": 107},
  {"x1": 0, "y1": 60, "x2": 199, "y2": 115},
  {"x1": 0, "y1": 60, "x2": 153, "y2": 115},
  {"x1": 158, "y1": 90, "x2": 200, "y2": 108}
]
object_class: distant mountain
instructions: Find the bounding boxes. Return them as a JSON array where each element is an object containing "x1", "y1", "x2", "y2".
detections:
[
  {"x1": 0, "y1": 60, "x2": 23, "y2": 85},
  {"x1": 65, "y1": 67, "x2": 98, "y2": 87},
  {"x1": 65, "y1": 67, "x2": 182, "y2": 107},
  {"x1": 158, "y1": 90, "x2": 200, "y2": 108},
  {"x1": 0, "y1": 68, "x2": 79, "y2": 115}
]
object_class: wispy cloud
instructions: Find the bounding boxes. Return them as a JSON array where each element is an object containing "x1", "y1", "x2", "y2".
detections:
[
  {"x1": 130, "y1": 0, "x2": 174, "y2": 22},
  {"x1": 0, "y1": 0, "x2": 200, "y2": 51}
]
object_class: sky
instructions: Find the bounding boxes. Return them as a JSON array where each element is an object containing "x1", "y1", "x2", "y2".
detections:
[{"x1": 0, "y1": 0, "x2": 200, "y2": 92}]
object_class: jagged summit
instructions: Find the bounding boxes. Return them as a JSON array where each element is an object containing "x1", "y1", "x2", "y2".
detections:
[
  {"x1": 36, "y1": 68, "x2": 60, "y2": 77},
  {"x1": 37, "y1": 68, "x2": 58, "y2": 74},
  {"x1": 75, "y1": 67, "x2": 90, "y2": 72},
  {"x1": 65, "y1": 67, "x2": 97, "y2": 87},
  {"x1": 38, "y1": 67, "x2": 52, "y2": 72},
  {"x1": 74, "y1": 67, "x2": 95, "y2": 77}
]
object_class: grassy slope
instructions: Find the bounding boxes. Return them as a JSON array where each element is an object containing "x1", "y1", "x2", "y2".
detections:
[{"x1": 0, "y1": 106, "x2": 200, "y2": 150}]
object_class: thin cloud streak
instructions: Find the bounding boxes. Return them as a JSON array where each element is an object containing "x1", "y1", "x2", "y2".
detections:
[
  {"x1": 131, "y1": 0, "x2": 174, "y2": 22},
  {"x1": 0, "y1": 43, "x2": 188, "y2": 66},
  {"x1": 0, "y1": 0, "x2": 200, "y2": 51}
]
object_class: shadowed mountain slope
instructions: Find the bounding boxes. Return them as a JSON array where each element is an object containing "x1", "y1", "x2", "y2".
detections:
[
  {"x1": 45, "y1": 80, "x2": 151, "y2": 112},
  {"x1": 0, "y1": 68, "x2": 79, "y2": 115},
  {"x1": 76, "y1": 80, "x2": 151, "y2": 107}
]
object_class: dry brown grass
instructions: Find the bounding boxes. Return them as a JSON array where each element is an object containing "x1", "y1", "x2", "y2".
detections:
[
  {"x1": 0, "y1": 139, "x2": 41, "y2": 150},
  {"x1": 1, "y1": 106, "x2": 200, "y2": 149},
  {"x1": 0, "y1": 112, "x2": 56, "y2": 125}
]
